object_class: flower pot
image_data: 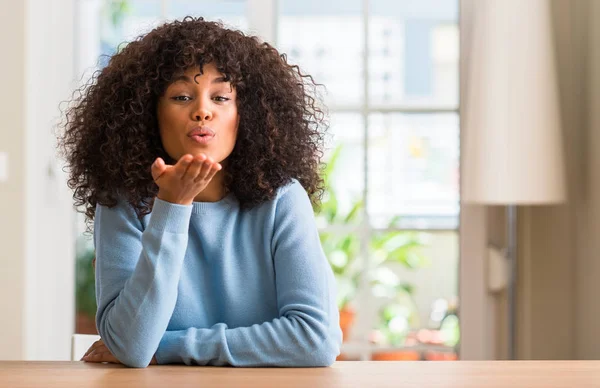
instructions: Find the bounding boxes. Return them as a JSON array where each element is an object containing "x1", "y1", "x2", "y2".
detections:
[
  {"x1": 339, "y1": 305, "x2": 355, "y2": 342},
  {"x1": 424, "y1": 351, "x2": 458, "y2": 361},
  {"x1": 75, "y1": 313, "x2": 98, "y2": 335},
  {"x1": 371, "y1": 350, "x2": 420, "y2": 361}
]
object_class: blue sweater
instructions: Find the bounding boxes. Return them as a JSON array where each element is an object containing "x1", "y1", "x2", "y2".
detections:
[{"x1": 93, "y1": 179, "x2": 342, "y2": 368}]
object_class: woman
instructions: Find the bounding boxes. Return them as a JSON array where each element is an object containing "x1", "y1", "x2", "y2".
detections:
[{"x1": 59, "y1": 16, "x2": 341, "y2": 368}]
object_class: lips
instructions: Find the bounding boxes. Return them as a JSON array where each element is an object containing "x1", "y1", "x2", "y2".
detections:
[
  {"x1": 188, "y1": 126, "x2": 215, "y2": 137},
  {"x1": 187, "y1": 126, "x2": 215, "y2": 144}
]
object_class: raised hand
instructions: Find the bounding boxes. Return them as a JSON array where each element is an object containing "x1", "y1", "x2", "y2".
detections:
[{"x1": 151, "y1": 153, "x2": 221, "y2": 205}]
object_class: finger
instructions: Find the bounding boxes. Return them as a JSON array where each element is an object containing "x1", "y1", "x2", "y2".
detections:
[
  {"x1": 82, "y1": 346, "x2": 112, "y2": 361},
  {"x1": 83, "y1": 351, "x2": 119, "y2": 364},
  {"x1": 195, "y1": 157, "x2": 217, "y2": 182},
  {"x1": 195, "y1": 158, "x2": 213, "y2": 182},
  {"x1": 203, "y1": 162, "x2": 222, "y2": 183},
  {"x1": 151, "y1": 158, "x2": 167, "y2": 181},
  {"x1": 95, "y1": 351, "x2": 121, "y2": 364},
  {"x1": 183, "y1": 154, "x2": 206, "y2": 181},
  {"x1": 82, "y1": 345, "x2": 105, "y2": 361},
  {"x1": 82, "y1": 350, "x2": 100, "y2": 362},
  {"x1": 175, "y1": 154, "x2": 193, "y2": 178},
  {"x1": 82, "y1": 340, "x2": 104, "y2": 359}
]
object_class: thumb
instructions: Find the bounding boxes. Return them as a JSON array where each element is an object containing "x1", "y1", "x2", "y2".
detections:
[{"x1": 151, "y1": 158, "x2": 167, "y2": 181}]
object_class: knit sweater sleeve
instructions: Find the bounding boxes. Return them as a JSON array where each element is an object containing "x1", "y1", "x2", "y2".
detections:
[{"x1": 93, "y1": 198, "x2": 192, "y2": 368}]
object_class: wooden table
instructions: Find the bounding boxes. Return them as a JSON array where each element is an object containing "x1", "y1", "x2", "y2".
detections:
[{"x1": 1, "y1": 361, "x2": 599, "y2": 387}]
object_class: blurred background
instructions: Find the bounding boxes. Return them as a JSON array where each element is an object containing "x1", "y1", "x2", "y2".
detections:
[{"x1": 0, "y1": 0, "x2": 597, "y2": 363}]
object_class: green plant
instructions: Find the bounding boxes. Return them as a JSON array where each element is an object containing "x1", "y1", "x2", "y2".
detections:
[
  {"x1": 439, "y1": 302, "x2": 460, "y2": 348},
  {"x1": 99, "y1": 0, "x2": 132, "y2": 60},
  {"x1": 377, "y1": 301, "x2": 416, "y2": 346},
  {"x1": 105, "y1": 0, "x2": 131, "y2": 28},
  {"x1": 75, "y1": 237, "x2": 96, "y2": 318},
  {"x1": 316, "y1": 144, "x2": 428, "y2": 344},
  {"x1": 371, "y1": 230, "x2": 426, "y2": 345}
]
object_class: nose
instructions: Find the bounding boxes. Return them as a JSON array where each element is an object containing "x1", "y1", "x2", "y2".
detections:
[
  {"x1": 192, "y1": 97, "x2": 212, "y2": 123},
  {"x1": 194, "y1": 108, "x2": 212, "y2": 123}
]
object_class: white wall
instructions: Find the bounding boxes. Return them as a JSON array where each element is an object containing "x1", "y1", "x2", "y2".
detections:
[
  {"x1": 0, "y1": 0, "x2": 27, "y2": 360},
  {"x1": 0, "y1": 0, "x2": 76, "y2": 360}
]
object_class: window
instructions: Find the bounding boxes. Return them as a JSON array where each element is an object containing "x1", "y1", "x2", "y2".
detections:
[
  {"x1": 277, "y1": 0, "x2": 460, "y2": 360},
  {"x1": 74, "y1": 0, "x2": 460, "y2": 361}
]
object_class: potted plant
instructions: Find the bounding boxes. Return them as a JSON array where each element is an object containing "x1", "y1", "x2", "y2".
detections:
[
  {"x1": 316, "y1": 145, "x2": 427, "y2": 347},
  {"x1": 316, "y1": 146, "x2": 362, "y2": 341},
  {"x1": 370, "y1": 296, "x2": 421, "y2": 360},
  {"x1": 370, "y1": 296, "x2": 460, "y2": 361},
  {"x1": 369, "y1": 232, "x2": 427, "y2": 360}
]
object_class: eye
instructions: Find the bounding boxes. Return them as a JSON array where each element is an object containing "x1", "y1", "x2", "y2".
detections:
[
  {"x1": 172, "y1": 96, "x2": 192, "y2": 102},
  {"x1": 213, "y1": 96, "x2": 230, "y2": 102}
]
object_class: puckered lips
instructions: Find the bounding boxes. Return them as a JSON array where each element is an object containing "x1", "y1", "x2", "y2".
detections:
[{"x1": 187, "y1": 126, "x2": 215, "y2": 145}]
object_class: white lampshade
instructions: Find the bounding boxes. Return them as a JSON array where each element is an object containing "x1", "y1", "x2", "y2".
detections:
[{"x1": 462, "y1": 0, "x2": 566, "y2": 205}]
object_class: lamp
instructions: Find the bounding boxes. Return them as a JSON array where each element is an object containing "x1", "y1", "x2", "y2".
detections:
[{"x1": 462, "y1": 0, "x2": 566, "y2": 360}]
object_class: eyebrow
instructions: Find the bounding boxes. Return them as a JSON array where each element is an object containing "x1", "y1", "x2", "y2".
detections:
[{"x1": 171, "y1": 75, "x2": 229, "y2": 84}]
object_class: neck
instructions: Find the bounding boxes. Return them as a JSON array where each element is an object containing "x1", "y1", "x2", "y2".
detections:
[{"x1": 193, "y1": 171, "x2": 227, "y2": 202}]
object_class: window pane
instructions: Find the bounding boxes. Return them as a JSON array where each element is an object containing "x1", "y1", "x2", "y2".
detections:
[
  {"x1": 369, "y1": 231, "x2": 458, "y2": 360},
  {"x1": 77, "y1": 0, "x2": 163, "y2": 73},
  {"x1": 368, "y1": 0, "x2": 459, "y2": 107},
  {"x1": 168, "y1": 0, "x2": 248, "y2": 31},
  {"x1": 368, "y1": 113, "x2": 459, "y2": 229},
  {"x1": 318, "y1": 113, "x2": 365, "y2": 228},
  {"x1": 277, "y1": 0, "x2": 364, "y2": 106}
]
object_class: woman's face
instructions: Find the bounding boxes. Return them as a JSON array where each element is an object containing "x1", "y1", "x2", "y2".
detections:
[{"x1": 157, "y1": 62, "x2": 239, "y2": 164}]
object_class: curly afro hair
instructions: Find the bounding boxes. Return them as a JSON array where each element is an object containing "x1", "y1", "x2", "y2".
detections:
[{"x1": 58, "y1": 16, "x2": 327, "y2": 225}]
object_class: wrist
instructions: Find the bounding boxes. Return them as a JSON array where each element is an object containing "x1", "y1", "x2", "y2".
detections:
[{"x1": 157, "y1": 190, "x2": 193, "y2": 206}]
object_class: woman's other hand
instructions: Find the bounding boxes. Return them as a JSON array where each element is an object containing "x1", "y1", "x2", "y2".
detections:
[{"x1": 82, "y1": 339, "x2": 158, "y2": 365}]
